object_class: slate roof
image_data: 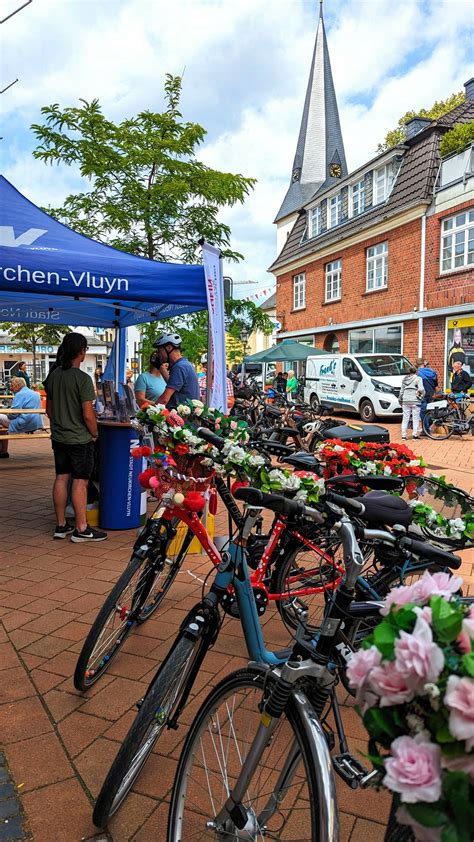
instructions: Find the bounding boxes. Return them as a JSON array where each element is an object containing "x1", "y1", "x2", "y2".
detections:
[
  {"x1": 275, "y1": 7, "x2": 347, "y2": 223},
  {"x1": 270, "y1": 98, "x2": 474, "y2": 273}
]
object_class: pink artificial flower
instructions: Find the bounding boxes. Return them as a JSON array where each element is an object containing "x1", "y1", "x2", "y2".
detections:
[
  {"x1": 414, "y1": 570, "x2": 463, "y2": 603},
  {"x1": 462, "y1": 606, "x2": 474, "y2": 640},
  {"x1": 394, "y1": 615, "x2": 445, "y2": 687},
  {"x1": 442, "y1": 751, "x2": 474, "y2": 781},
  {"x1": 345, "y1": 646, "x2": 381, "y2": 690},
  {"x1": 168, "y1": 411, "x2": 185, "y2": 428},
  {"x1": 383, "y1": 734, "x2": 442, "y2": 803},
  {"x1": 230, "y1": 420, "x2": 237, "y2": 430},
  {"x1": 415, "y1": 605, "x2": 432, "y2": 624},
  {"x1": 369, "y1": 663, "x2": 416, "y2": 706},
  {"x1": 380, "y1": 583, "x2": 419, "y2": 616},
  {"x1": 396, "y1": 806, "x2": 442, "y2": 841},
  {"x1": 457, "y1": 630, "x2": 472, "y2": 654},
  {"x1": 444, "y1": 675, "x2": 474, "y2": 750}
]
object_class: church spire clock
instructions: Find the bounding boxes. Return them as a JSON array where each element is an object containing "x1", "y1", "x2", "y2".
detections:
[{"x1": 275, "y1": 0, "x2": 347, "y2": 223}]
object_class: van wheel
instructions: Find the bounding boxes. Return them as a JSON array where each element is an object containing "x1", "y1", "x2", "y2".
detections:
[
  {"x1": 310, "y1": 394, "x2": 320, "y2": 412},
  {"x1": 359, "y1": 400, "x2": 375, "y2": 422}
]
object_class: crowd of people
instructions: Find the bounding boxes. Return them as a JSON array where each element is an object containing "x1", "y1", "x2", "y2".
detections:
[{"x1": 399, "y1": 356, "x2": 472, "y2": 439}]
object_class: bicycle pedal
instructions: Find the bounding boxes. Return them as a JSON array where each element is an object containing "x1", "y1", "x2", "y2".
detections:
[{"x1": 332, "y1": 753, "x2": 369, "y2": 789}]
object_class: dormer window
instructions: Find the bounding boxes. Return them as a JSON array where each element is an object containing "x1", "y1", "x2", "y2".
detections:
[
  {"x1": 374, "y1": 164, "x2": 394, "y2": 204},
  {"x1": 351, "y1": 179, "x2": 365, "y2": 216},
  {"x1": 309, "y1": 206, "x2": 321, "y2": 238},
  {"x1": 329, "y1": 194, "x2": 341, "y2": 227}
]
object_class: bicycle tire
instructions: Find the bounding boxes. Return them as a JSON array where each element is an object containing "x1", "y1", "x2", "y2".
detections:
[
  {"x1": 93, "y1": 634, "x2": 200, "y2": 828},
  {"x1": 73, "y1": 519, "x2": 194, "y2": 691},
  {"x1": 168, "y1": 667, "x2": 323, "y2": 842},
  {"x1": 423, "y1": 412, "x2": 455, "y2": 440}
]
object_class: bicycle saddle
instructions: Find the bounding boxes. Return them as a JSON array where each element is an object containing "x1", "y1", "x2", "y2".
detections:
[
  {"x1": 281, "y1": 451, "x2": 321, "y2": 472},
  {"x1": 353, "y1": 490, "x2": 412, "y2": 527}
]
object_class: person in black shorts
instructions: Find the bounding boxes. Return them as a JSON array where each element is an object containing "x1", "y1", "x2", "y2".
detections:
[{"x1": 45, "y1": 332, "x2": 107, "y2": 542}]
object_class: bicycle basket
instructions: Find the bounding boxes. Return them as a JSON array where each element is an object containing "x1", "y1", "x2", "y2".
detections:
[
  {"x1": 153, "y1": 453, "x2": 215, "y2": 498},
  {"x1": 402, "y1": 474, "x2": 474, "y2": 549}
]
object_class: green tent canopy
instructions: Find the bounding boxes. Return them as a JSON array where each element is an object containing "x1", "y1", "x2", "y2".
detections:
[{"x1": 245, "y1": 339, "x2": 325, "y2": 363}]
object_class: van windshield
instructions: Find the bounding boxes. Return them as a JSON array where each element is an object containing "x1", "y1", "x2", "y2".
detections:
[{"x1": 357, "y1": 355, "x2": 413, "y2": 376}]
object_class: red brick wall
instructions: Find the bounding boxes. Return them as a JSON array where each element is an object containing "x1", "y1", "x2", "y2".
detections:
[
  {"x1": 421, "y1": 316, "x2": 446, "y2": 381},
  {"x1": 276, "y1": 217, "x2": 422, "y2": 336},
  {"x1": 424, "y1": 201, "x2": 474, "y2": 311}
]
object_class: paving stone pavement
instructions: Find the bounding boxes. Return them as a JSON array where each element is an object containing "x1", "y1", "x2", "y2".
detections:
[{"x1": 0, "y1": 426, "x2": 473, "y2": 842}]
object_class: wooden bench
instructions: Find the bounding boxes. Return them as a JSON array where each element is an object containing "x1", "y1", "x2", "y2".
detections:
[{"x1": 1, "y1": 432, "x2": 50, "y2": 440}]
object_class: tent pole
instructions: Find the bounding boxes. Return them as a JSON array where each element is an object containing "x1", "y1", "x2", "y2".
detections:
[
  {"x1": 114, "y1": 326, "x2": 120, "y2": 391},
  {"x1": 206, "y1": 314, "x2": 212, "y2": 406}
]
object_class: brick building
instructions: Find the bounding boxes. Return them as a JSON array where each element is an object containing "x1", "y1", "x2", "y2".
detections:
[{"x1": 270, "y1": 5, "x2": 474, "y2": 392}]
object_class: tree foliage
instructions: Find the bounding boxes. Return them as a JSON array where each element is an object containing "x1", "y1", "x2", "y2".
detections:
[
  {"x1": 377, "y1": 91, "x2": 465, "y2": 152},
  {"x1": 439, "y1": 121, "x2": 474, "y2": 158},
  {"x1": 31, "y1": 74, "x2": 256, "y2": 263},
  {"x1": 139, "y1": 299, "x2": 273, "y2": 367},
  {"x1": 0, "y1": 322, "x2": 70, "y2": 383}
]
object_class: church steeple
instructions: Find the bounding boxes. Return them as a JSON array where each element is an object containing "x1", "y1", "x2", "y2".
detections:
[{"x1": 275, "y1": 1, "x2": 347, "y2": 222}]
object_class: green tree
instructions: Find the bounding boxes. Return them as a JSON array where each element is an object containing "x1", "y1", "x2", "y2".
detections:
[
  {"x1": 0, "y1": 323, "x2": 70, "y2": 383},
  {"x1": 31, "y1": 75, "x2": 255, "y2": 263},
  {"x1": 439, "y1": 121, "x2": 474, "y2": 157},
  {"x1": 139, "y1": 299, "x2": 274, "y2": 368},
  {"x1": 378, "y1": 91, "x2": 465, "y2": 152}
]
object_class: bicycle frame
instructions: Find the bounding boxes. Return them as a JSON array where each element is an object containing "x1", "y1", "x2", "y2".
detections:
[{"x1": 159, "y1": 502, "x2": 344, "y2": 604}]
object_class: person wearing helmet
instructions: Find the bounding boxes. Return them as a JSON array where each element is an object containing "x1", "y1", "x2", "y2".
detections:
[{"x1": 153, "y1": 332, "x2": 199, "y2": 409}]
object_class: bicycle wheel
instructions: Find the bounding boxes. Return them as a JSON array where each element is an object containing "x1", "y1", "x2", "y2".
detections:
[
  {"x1": 168, "y1": 668, "x2": 322, "y2": 842},
  {"x1": 423, "y1": 411, "x2": 456, "y2": 440},
  {"x1": 73, "y1": 517, "x2": 194, "y2": 691},
  {"x1": 93, "y1": 634, "x2": 200, "y2": 828}
]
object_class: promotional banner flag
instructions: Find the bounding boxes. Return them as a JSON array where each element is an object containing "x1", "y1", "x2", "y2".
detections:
[{"x1": 202, "y1": 242, "x2": 227, "y2": 413}]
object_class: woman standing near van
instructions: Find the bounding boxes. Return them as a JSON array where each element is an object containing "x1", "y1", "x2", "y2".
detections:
[
  {"x1": 399, "y1": 366, "x2": 424, "y2": 440},
  {"x1": 286, "y1": 370, "x2": 298, "y2": 402}
]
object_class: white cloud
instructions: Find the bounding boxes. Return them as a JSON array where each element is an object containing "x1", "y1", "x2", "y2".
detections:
[{"x1": 1, "y1": 0, "x2": 472, "y2": 298}]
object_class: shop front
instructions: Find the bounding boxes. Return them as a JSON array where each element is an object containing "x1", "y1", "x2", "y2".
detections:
[{"x1": 445, "y1": 314, "x2": 474, "y2": 390}]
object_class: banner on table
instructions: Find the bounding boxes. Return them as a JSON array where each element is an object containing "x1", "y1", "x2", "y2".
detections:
[{"x1": 202, "y1": 242, "x2": 227, "y2": 413}]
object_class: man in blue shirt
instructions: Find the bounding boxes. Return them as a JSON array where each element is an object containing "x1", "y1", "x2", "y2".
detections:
[
  {"x1": 0, "y1": 377, "x2": 43, "y2": 458},
  {"x1": 416, "y1": 358, "x2": 438, "y2": 433},
  {"x1": 153, "y1": 333, "x2": 199, "y2": 409}
]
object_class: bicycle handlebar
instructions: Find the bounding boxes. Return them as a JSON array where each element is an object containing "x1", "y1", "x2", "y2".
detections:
[
  {"x1": 324, "y1": 491, "x2": 365, "y2": 516},
  {"x1": 233, "y1": 487, "x2": 325, "y2": 525},
  {"x1": 196, "y1": 427, "x2": 226, "y2": 451},
  {"x1": 400, "y1": 535, "x2": 462, "y2": 569}
]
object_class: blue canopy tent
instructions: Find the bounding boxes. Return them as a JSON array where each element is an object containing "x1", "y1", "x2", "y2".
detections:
[{"x1": 0, "y1": 176, "x2": 208, "y2": 383}]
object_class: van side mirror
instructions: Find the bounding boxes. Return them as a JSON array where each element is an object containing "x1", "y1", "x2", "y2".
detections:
[{"x1": 349, "y1": 371, "x2": 362, "y2": 381}]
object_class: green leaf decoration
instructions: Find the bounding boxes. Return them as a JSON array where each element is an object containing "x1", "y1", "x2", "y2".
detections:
[
  {"x1": 373, "y1": 620, "x2": 398, "y2": 659},
  {"x1": 406, "y1": 802, "x2": 449, "y2": 828},
  {"x1": 461, "y1": 652, "x2": 474, "y2": 676},
  {"x1": 431, "y1": 596, "x2": 463, "y2": 643}
]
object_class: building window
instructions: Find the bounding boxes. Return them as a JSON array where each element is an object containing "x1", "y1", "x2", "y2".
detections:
[
  {"x1": 440, "y1": 209, "x2": 474, "y2": 272},
  {"x1": 373, "y1": 164, "x2": 394, "y2": 204},
  {"x1": 351, "y1": 179, "x2": 365, "y2": 216},
  {"x1": 349, "y1": 324, "x2": 402, "y2": 354},
  {"x1": 293, "y1": 273, "x2": 306, "y2": 310},
  {"x1": 309, "y1": 205, "x2": 321, "y2": 238},
  {"x1": 329, "y1": 194, "x2": 341, "y2": 227},
  {"x1": 325, "y1": 259, "x2": 342, "y2": 302},
  {"x1": 366, "y1": 241, "x2": 388, "y2": 290}
]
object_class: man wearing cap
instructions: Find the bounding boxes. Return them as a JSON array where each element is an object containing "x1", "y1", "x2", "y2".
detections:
[{"x1": 153, "y1": 333, "x2": 199, "y2": 409}]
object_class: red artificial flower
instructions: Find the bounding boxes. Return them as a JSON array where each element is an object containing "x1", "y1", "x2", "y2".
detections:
[
  {"x1": 138, "y1": 467, "x2": 156, "y2": 489},
  {"x1": 131, "y1": 446, "x2": 144, "y2": 458},
  {"x1": 182, "y1": 492, "x2": 206, "y2": 512},
  {"x1": 141, "y1": 445, "x2": 152, "y2": 457},
  {"x1": 174, "y1": 443, "x2": 190, "y2": 456},
  {"x1": 231, "y1": 479, "x2": 249, "y2": 495}
]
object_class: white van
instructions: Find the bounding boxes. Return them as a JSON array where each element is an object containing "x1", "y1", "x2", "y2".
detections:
[{"x1": 304, "y1": 353, "x2": 415, "y2": 422}]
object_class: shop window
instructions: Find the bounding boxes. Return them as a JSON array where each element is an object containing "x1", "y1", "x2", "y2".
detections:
[
  {"x1": 440, "y1": 209, "x2": 474, "y2": 272},
  {"x1": 349, "y1": 323, "x2": 401, "y2": 354}
]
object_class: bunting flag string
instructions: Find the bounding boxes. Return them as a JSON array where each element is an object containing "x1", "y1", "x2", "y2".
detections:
[{"x1": 241, "y1": 285, "x2": 275, "y2": 303}]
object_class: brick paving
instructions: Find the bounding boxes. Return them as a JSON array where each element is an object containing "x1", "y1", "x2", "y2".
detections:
[{"x1": 0, "y1": 426, "x2": 473, "y2": 842}]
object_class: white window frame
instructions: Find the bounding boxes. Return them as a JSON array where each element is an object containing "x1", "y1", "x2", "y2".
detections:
[
  {"x1": 366, "y1": 241, "x2": 388, "y2": 291},
  {"x1": 309, "y1": 205, "x2": 321, "y2": 238},
  {"x1": 329, "y1": 194, "x2": 341, "y2": 228},
  {"x1": 373, "y1": 164, "x2": 394, "y2": 204},
  {"x1": 293, "y1": 272, "x2": 306, "y2": 310},
  {"x1": 440, "y1": 209, "x2": 474, "y2": 273},
  {"x1": 325, "y1": 259, "x2": 342, "y2": 302},
  {"x1": 351, "y1": 179, "x2": 365, "y2": 216}
]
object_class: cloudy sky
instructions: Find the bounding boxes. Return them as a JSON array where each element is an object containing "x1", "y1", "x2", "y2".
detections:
[{"x1": 1, "y1": 0, "x2": 473, "y2": 300}]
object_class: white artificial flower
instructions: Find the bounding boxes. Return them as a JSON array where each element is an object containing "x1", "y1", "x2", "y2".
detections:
[
  {"x1": 193, "y1": 406, "x2": 204, "y2": 417},
  {"x1": 281, "y1": 474, "x2": 301, "y2": 491},
  {"x1": 365, "y1": 461, "x2": 377, "y2": 474},
  {"x1": 249, "y1": 454, "x2": 266, "y2": 467},
  {"x1": 227, "y1": 445, "x2": 246, "y2": 462},
  {"x1": 191, "y1": 399, "x2": 204, "y2": 408},
  {"x1": 333, "y1": 445, "x2": 344, "y2": 452},
  {"x1": 427, "y1": 511, "x2": 438, "y2": 524},
  {"x1": 408, "y1": 459, "x2": 421, "y2": 467},
  {"x1": 294, "y1": 490, "x2": 308, "y2": 502},
  {"x1": 177, "y1": 404, "x2": 192, "y2": 416},
  {"x1": 268, "y1": 469, "x2": 287, "y2": 484},
  {"x1": 383, "y1": 465, "x2": 392, "y2": 476}
]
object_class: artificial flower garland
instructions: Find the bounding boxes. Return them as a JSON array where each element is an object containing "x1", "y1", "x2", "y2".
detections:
[{"x1": 347, "y1": 570, "x2": 474, "y2": 842}]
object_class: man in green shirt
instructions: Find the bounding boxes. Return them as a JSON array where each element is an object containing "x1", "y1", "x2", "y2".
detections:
[{"x1": 45, "y1": 332, "x2": 107, "y2": 542}]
